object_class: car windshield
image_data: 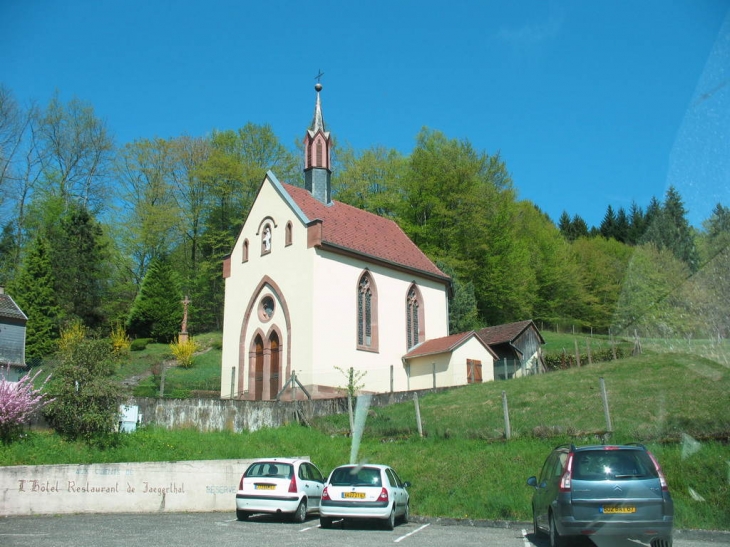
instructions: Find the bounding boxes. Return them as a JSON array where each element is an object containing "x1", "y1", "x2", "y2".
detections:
[
  {"x1": 329, "y1": 466, "x2": 382, "y2": 487},
  {"x1": 245, "y1": 462, "x2": 293, "y2": 479},
  {"x1": 572, "y1": 450, "x2": 658, "y2": 481}
]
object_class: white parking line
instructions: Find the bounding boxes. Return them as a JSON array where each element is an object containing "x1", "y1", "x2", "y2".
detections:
[
  {"x1": 300, "y1": 523, "x2": 320, "y2": 532},
  {"x1": 394, "y1": 523, "x2": 430, "y2": 543},
  {"x1": 522, "y1": 528, "x2": 530, "y2": 546}
]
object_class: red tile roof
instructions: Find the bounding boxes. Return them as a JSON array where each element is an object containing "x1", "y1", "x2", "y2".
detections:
[
  {"x1": 404, "y1": 331, "x2": 496, "y2": 359},
  {"x1": 282, "y1": 183, "x2": 448, "y2": 281},
  {"x1": 476, "y1": 320, "x2": 544, "y2": 345}
]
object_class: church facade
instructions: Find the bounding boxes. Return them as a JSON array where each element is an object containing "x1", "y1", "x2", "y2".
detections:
[{"x1": 220, "y1": 85, "x2": 495, "y2": 400}]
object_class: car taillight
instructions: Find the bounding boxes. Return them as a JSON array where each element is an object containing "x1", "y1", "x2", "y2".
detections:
[
  {"x1": 288, "y1": 475, "x2": 298, "y2": 493},
  {"x1": 321, "y1": 486, "x2": 330, "y2": 501},
  {"x1": 378, "y1": 488, "x2": 389, "y2": 502},
  {"x1": 559, "y1": 453, "x2": 574, "y2": 493},
  {"x1": 647, "y1": 451, "x2": 669, "y2": 492}
]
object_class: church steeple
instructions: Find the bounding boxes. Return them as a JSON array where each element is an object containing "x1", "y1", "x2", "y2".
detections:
[{"x1": 304, "y1": 81, "x2": 332, "y2": 204}]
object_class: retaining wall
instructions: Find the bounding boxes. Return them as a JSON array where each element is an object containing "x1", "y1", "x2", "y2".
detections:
[
  {"x1": 0, "y1": 458, "x2": 267, "y2": 516},
  {"x1": 133, "y1": 387, "x2": 452, "y2": 433}
]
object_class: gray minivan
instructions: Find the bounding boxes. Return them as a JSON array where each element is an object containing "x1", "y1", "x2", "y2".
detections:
[{"x1": 527, "y1": 444, "x2": 673, "y2": 547}]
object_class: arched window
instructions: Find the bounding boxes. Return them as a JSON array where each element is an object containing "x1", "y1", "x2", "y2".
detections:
[
  {"x1": 356, "y1": 272, "x2": 379, "y2": 351},
  {"x1": 406, "y1": 284, "x2": 424, "y2": 349},
  {"x1": 316, "y1": 140, "x2": 323, "y2": 167},
  {"x1": 261, "y1": 225, "x2": 272, "y2": 255},
  {"x1": 242, "y1": 239, "x2": 249, "y2": 262},
  {"x1": 285, "y1": 222, "x2": 293, "y2": 246}
]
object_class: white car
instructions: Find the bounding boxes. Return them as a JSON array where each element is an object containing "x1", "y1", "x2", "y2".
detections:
[
  {"x1": 319, "y1": 464, "x2": 411, "y2": 530},
  {"x1": 235, "y1": 458, "x2": 325, "y2": 522}
]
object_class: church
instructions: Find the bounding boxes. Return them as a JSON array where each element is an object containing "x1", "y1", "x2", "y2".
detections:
[{"x1": 220, "y1": 84, "x2": 496, "y2": 400}]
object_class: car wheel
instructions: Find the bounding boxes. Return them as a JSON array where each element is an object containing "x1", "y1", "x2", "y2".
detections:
[
  {"x1": 549, "y1": 512, "x2": 567, "y2": 547},
  {"x1": 651, "y1": 539, "x2": 673, "y2": 547},
  {"x1": 384, "y1": 506, "x2": 396, "y2": 530},
  {"x1": 400, "y1": 502, "x2": 410, "y2": 524},
  {"x1": 319, "y1": 516, "x2": 333, "y2": 529},
  {"x1": 293, "y1": 499, "x2": 307, "y2": 523},
  {"x1": 236, "y1": 509, "x2": 249, "y2": 521}
]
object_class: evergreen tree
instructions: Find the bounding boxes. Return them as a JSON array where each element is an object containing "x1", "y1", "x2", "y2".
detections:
[
  {"x1": 662, "y1": 186, "x2": 700, "y2": 272},
  {"x1": 571, "y1": 214, "x2": 589, "y2": 240},
  {"x1": 48, "y1": 202, "x2": 109, "y2": 328},
  {"x1": 438, "y1": 262, "x2": 481, "y2": 334},
  {"x1": 126, "y1": 256, "x2": 183, "y2": 342},
  {"x1": 627, "y1": 201, "x2": 646, "y2": 245},
  {"x1": 614, "y1": 207, "x2": 630, "y2": 243},
  {"x1": 7, "y1": 235, "x2": 60, "y2": 359},
  {"x1": 599, "y1": 205, "x2": 617, "y2": 240},
  {"x1": 642, "y1": 187, "x2": 700, "y2": 272},
  {"x1": 558, "y1": 211, "x2": 573, "y2": 240}
]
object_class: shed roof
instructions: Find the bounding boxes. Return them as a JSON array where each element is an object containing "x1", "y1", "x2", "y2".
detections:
[
  {"x1": 0, "y1": 293, "x2": 27, "y2": 322},
  {"x1": 404, "y1": 331, "x2": 497, "y2": 360},
  {"x1": 476, "y1": 320, "x2": 544, "y2": 346}
]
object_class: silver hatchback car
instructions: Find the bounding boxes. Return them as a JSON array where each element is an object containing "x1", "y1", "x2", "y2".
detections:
[{"x1": 527, "y1": 444, "x2": 673, "y2": 547}]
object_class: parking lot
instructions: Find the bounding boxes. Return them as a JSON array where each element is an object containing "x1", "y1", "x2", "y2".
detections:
[{"x1": 1, "y1": 512, "x2": 728, "y2": 547}]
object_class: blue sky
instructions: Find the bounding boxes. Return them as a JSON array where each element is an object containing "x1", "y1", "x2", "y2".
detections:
[{"x1": 2, "y1": 0, "x2": 728, "y2": 228}]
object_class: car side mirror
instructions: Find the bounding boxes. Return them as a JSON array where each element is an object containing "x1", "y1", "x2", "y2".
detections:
[
  {"x1": 403, "y1": 481, "x2": 411, "y2": 488},
  {"x1": 527, "y1": 476, "x2": 538, "y2": 488}
]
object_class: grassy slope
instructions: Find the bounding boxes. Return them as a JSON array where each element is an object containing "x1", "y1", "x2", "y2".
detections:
[{"x1": 3, "y1": 333, "x2": 729, "y2": 530}]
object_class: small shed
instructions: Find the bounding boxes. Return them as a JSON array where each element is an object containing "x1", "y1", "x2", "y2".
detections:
[
  {"x1": 0, "y1": 287, "x2": 28, "y2": 382},
  {"x1": 403, "y1": 331, "x2": 498, "y2": 389},
  {"x1": 477, "y1": 320, "x2": 545, "y2": 379}
]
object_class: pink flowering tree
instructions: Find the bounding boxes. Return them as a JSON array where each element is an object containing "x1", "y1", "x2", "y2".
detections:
[{"x1": 0, "y1": 366, "x2": 54, "y2": 443}]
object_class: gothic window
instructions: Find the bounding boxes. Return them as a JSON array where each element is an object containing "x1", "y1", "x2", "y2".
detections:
[
  {"x1": 316, "y1": 141, "x2": 323, "y2": 167},
  {"x1": 262, "y1": 225, "x2": 272, "y2": 255},
  {"x1": 406, "y1": 284, "x2": 424, "y2": 349},
  {"x1": 243, "y1": 239, "x2": 249, "y2": 262},
  {"x1": 285, "y1": 222, "x2": 293, "y2": 246},
  {"x1": 356, "y1": 272, "x2": 378, "y2": 351}
]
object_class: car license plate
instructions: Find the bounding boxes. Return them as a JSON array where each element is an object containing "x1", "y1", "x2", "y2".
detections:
[
  {"x1": 255, "y1": 484, "x2": 276, "y2": 490},
  {"x1": 343, "y1": 492, "x2": 365, "y2": 499},
  {"x1": 601, "y1": 505, "x2": 636, "y2": 514}
]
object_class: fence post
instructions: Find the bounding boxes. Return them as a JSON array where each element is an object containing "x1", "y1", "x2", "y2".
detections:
[
  {"x1": 587, "y1": 339, "x2": 593, "y2": 365},
  {"x1": 159, "y1": 362, "x2": 166, "y2": 398},
  {"x1": 432, "y1": 363, "x2": 436, "y2": 389},
  {"x1": 414, "y1": 393, "x2": 423, "y2": 438},
  {"x1": 503, "y1": 358, "x2": 508, "y2": 380},
  {"x1": 600, "y1": 377, "x2": 613, "y2": 433},
  {"x1": 502, "y1": 390, "x2": 511, "y2": 439},
  {"x1": 230, "y1": 367, "x2": 235, "y2": 399},
  {"x1": 574, "y1": 339, "x2": 581, "y2": 368}
]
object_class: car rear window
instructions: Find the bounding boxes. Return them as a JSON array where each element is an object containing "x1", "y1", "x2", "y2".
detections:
[
  {"x1": 572, "y1": 450, "x2": 658, "y2": 481},
  {"x1": 244, "y1": 462, "x2": 293, "y2": 478},
  {"x1": 329, "y1": 466, "x2": 382, "y2": 487}
]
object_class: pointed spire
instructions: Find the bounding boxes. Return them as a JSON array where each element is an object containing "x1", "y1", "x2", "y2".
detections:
[
  {"x1": 304, "y1": 80, "x2": 332, "y2": 204},
  {"x1": 309, "y1": 83, "x2": 327, "y2": 135}
]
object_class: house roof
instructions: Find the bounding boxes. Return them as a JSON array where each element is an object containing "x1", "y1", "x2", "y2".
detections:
[
  {"x1": 0, "y1": 293, "x2": 27, "y2": 322},
  {"x1": 281, "y1": 181, "x2": 449, "y2": 282},
  {"x1": 476, "y1": 319, "x2": 544, "y2": 346},
  {"x1": 404, "y1": 331, "x2": 497, "y2": 360}
]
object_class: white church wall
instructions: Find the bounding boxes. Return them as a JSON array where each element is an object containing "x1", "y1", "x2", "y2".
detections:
[
  {"x1": 305, "y1": 250, "x2": 449, "y2": 394},
  {"x1": 221, "y1": 177, "x2": 316, "y2": 398}
]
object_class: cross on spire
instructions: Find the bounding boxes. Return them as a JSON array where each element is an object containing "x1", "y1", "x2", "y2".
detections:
[{"x1": 314, "y1": 69, "x2": 325, "y2": 83}]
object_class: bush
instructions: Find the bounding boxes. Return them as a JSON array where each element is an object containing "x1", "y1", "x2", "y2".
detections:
[
  {"x1": 110, "y1": 323, "x2": 131, "y2": 357},
  {"x1": 169, "y1": 336, "x2": 198, "y2": 369},
  {"x1": 43, "y1": 338, "x2": 122, "y2": 446},
  {"x1": 130, "y1": 338, "x2": 151, "y2": 351},
  {"x1": 0, "y1": 366, "x2": 54, "y2": 443}
]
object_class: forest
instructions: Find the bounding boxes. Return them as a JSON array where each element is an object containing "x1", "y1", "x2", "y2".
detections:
[{"x1": 1, "y1": 86, "x2": 729, "y2": 360}]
